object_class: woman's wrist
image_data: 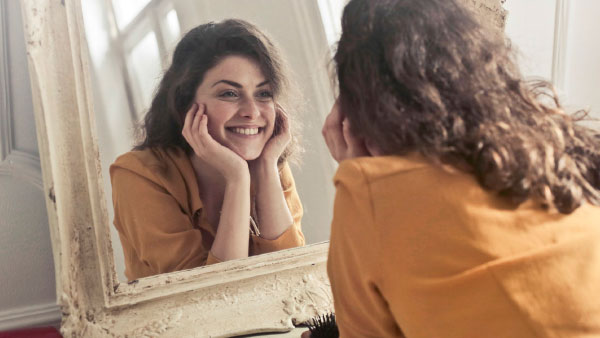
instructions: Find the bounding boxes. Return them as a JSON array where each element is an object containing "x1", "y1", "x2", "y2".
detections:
[
  {"x1": 249, "y1": 158, "x2": 279, "y2": 182},
  {"x1": 224, "y1": 166, "x2": 251, "y2": 186},
  {"x1": 222, "y1": 160, "x2": 250, "y2": 182}
]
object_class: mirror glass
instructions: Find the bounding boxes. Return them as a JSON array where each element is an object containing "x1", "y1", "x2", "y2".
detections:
[{"x1": 81, "y1": 0, "x2": 345, "y2": 282}]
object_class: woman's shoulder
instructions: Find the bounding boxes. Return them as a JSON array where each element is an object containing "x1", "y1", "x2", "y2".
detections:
[
  {"x1": 109, "y1": 147, "x2": 188, "y2": 180},
  {"x1": 334, "y1": 154, "x2": 487, "y2": 202},
  {"x1": 334, "y1": 154, "x2": 432, "y2": 185}
]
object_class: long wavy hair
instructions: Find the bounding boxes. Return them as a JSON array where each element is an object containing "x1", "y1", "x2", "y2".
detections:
[
  {"x1": 335, "y1": 0, "x2": 600, "y2": 214},
  {"x1": 135, "y1": 19, "x2": 301, "y2": 164}
]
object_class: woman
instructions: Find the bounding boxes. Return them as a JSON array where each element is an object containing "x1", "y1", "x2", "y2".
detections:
[
  {"x1": 110, "y1": 19, "x2": 304, "y2": 281},
  {"x1": 322, "y1": 0, "x2": 600, "y2": 337}
]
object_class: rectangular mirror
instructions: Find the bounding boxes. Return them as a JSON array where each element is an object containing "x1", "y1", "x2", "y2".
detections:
[
  {"x1": 80, "y1": 0, "x2": 343, "y2": 283},
  {"x1": 20, "y1": 0, "x2": 507, "y2": 336}
]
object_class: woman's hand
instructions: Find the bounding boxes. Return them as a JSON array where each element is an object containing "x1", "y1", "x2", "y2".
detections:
[
  {"x1": 322, "y1": 100, "x2": 373, "y2": 163},
  {"x1": 182, "y1": 103, "x2": 248, "y2": 181},
  {"x1": 254, "y1": 103, "x2": 292, "y2": 167},
  {"x1": 247, "y1": 104, "x2": 295, "y2": 240}
]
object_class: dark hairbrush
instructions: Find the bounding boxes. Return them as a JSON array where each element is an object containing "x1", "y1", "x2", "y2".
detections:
[{"x1": 307, "y1": 313, "x2": 339, "y2": 338}]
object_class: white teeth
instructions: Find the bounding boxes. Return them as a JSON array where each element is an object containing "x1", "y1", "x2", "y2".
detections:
[{"x1": 231, "y1": 127, "x2": 259, "y2": 135}]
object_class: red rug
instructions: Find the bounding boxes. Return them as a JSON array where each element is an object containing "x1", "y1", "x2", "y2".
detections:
[{"x1": 0, "y1": 327, "x2": 61, "y2": 338}]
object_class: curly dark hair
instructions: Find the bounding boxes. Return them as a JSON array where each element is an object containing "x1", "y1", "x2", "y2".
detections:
[
  {"x1": 335, "y1": 0, "x2": 600, "y2": 214},
  {"x1": 135, "y1": 19, "x2": 301, "y2": 164}
]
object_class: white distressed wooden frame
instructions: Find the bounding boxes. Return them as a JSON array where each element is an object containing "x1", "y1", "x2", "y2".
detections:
[{"x1": 20, "y1": 0, "x2": 506, "y2": 337}]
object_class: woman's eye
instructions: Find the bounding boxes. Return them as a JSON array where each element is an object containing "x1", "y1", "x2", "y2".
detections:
[
  {"x1": 219, "y1": 90, "x2": 238, "y2": 98},
  {"x1": 257, "y1": 90, "x2": 273, "y2": 99}
]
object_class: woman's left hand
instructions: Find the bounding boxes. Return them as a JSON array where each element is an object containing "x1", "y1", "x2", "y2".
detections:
[
  {"x1": 322, "y1": 100, "x2": 372, "y2": 163},
  {"x1": 256, "y1": 104, "x2": 292, "y2": 166}
]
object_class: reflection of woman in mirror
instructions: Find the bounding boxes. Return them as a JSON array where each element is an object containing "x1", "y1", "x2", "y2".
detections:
[
  {"x1": 110, "y1": 19, "x2": 304, "y2": 281},
  {"x1": 321, "y1": 0, "x2": 600, "y2": 336}
]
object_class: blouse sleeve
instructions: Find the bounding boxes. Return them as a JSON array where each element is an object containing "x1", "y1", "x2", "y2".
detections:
[
  {"x1": 327, "y1": 160, "x2": 405, "y2": 338},
  {"x1": 111, "y1": 166, "x2": 210, "y2": 278},
  {"x1": 250, "y1": 162, "x2": 305, "y2": 255}
]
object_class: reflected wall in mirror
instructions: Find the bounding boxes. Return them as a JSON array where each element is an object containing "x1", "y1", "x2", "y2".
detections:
[{"x1": 81, "y1": 0, "x2": 345, "y2": 281}]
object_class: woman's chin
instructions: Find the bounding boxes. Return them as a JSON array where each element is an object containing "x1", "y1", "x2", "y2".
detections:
[
  {"x1": 234, "y1": 149, "x2": 262, "y2": 162},
  {"x1": 223, "y1": 141, "x2": 265, "y2": 161}
]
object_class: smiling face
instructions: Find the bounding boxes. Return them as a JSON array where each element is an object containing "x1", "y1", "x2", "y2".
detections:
[{"x1": 194, "y1": 55, "x2": 276, "y2": 161}]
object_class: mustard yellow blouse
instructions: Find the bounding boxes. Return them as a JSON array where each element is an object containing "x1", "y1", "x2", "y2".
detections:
[
  {"x1": 110, "y1": 147, "x2": 304, "y2": 281},
  {"x1": 328, "y1": 154, "x2": 600, "y2": 337}
]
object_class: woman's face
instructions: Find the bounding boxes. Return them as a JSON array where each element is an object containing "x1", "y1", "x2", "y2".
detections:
[{"x1": 194, "y1": 55, "x2": 276, "y2": 161}]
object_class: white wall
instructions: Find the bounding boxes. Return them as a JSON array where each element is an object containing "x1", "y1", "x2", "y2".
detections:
[
  {"x1": 504, "y1": 0, "x2": 600, "y2": 121},
  {"x1": 0, "y1": 0, "x2": 60, "y2": 331},
  {"x1": 504, "y1": 0, "x2": 556, "y2": 81},
  {"x1": 564, "y1": 1, "x2": 600, "y2": 115}
]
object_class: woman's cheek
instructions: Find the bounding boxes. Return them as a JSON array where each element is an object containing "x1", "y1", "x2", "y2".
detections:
[
  {"x1": 203, "y1": 106, "x2": 221, "y2": 138},
  {"x1": 204, "y1": 101, "x2": 229, "y2": 129}
]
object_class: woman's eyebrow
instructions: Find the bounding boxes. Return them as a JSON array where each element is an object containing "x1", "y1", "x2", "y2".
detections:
[
  {"x1": 212, "y1": 79, "x2": 242, "y2": 88},
  {"x1": 211, "y1": 79, "x2": 270, "y2": 88}
]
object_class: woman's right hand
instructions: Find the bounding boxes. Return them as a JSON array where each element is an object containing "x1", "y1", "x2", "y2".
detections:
[
  {"x1": 182, "y1": 103, "x2": 249, "y2": 181},
  {"x1": 322, "y1": 100, "x2": 375, "y2": 163}
]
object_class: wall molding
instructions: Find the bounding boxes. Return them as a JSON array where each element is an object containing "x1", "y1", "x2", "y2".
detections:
[
  {"x1": 0, "y1": 1, "x2": 58, "y2": 334},
  {"x1": 0, "y1": 302, "x2": 61, "y2": 331},
  {"x1": 0, "y1": 150, "x2": 44, "y2": 188},
  {"x1": 551, "y1": 0, "x2": 569, "y2": 92},
  {"x1": 0, "y1": 1, "x2": 43, "y2": 190},
  {"x1": 0, "y1": 0, "x2": 12, "y2": 162}
]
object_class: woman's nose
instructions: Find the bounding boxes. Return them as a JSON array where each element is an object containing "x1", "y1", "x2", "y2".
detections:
[{"x1": 238, "y1": 98, "x2": 260, "y2": 119}]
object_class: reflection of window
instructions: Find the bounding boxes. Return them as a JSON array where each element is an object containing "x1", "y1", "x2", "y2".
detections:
[
  {"x1": 128, "y1": 32, "x2": 162, "y2": 110},
  {"x1": 112, "y1": 0, "x2": 152, "y2": 30},
  {"x1": 163, "y1": 9, "x2": 181, "y2": 48},
  {"x1": 317, "y1": 0, "x2": 346, "y2": 48},
  {"x1": 109, "y1": 0, "x2": 181, "y2": 119}
]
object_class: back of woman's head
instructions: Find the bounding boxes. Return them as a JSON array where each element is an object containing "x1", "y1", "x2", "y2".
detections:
[
  {"x1": 335, "y1": 0, "x2": 600, "y2": 213},
  {"x1": 136, "y1": 19, "x2": 299, "y2": 163}
]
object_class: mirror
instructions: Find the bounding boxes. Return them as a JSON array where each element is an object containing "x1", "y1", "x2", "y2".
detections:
[
  {"x1": 21, "y1": 0, "x2": 507, "y2": 336},
  {"x1": 80, "y1": 0, "x2": 343, "y2": 282}
]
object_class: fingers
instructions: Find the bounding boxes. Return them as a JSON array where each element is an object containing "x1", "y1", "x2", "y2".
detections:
[
  {"x1": 183, "y1": 103, "x2": 198, "y2": 128},
  {"x1": 198, "y1": 104, "x2": 208, "y2": 135},
  {"x1": 182, "y1": 103, "x2": 198, "y2": 141},
  {"x1": 191, "y1": 103, "x2": 203, "y2": 135},
  {"x1": 275, "y1": 104, "x2": 291, "y2": 140},
  {"x1": 322, "y1": 100, "x2": 374, "y2": 162},
  {"x1": 322, "y1": 102, "x2": 346, "y2": 162},
  {"x1": 342, "y1": 118, "x2": 369, "y2": 156},
  {"x1": 182, "y1": 103, "x2": 212, "y2": 155},
  {"x1": 194, "y1": 105, "x2": 215, "y2": 152},
  {"x1": 341, "y1": 118, "x2": 353, "y2": 147},
  {"x1": 259, "y1": 104, "x2": 291, "y2": 163}
]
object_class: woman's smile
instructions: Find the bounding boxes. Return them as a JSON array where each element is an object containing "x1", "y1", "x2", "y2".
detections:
[{"x1": 226, "y1": 126, "x2": 264, "y2": 136}]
